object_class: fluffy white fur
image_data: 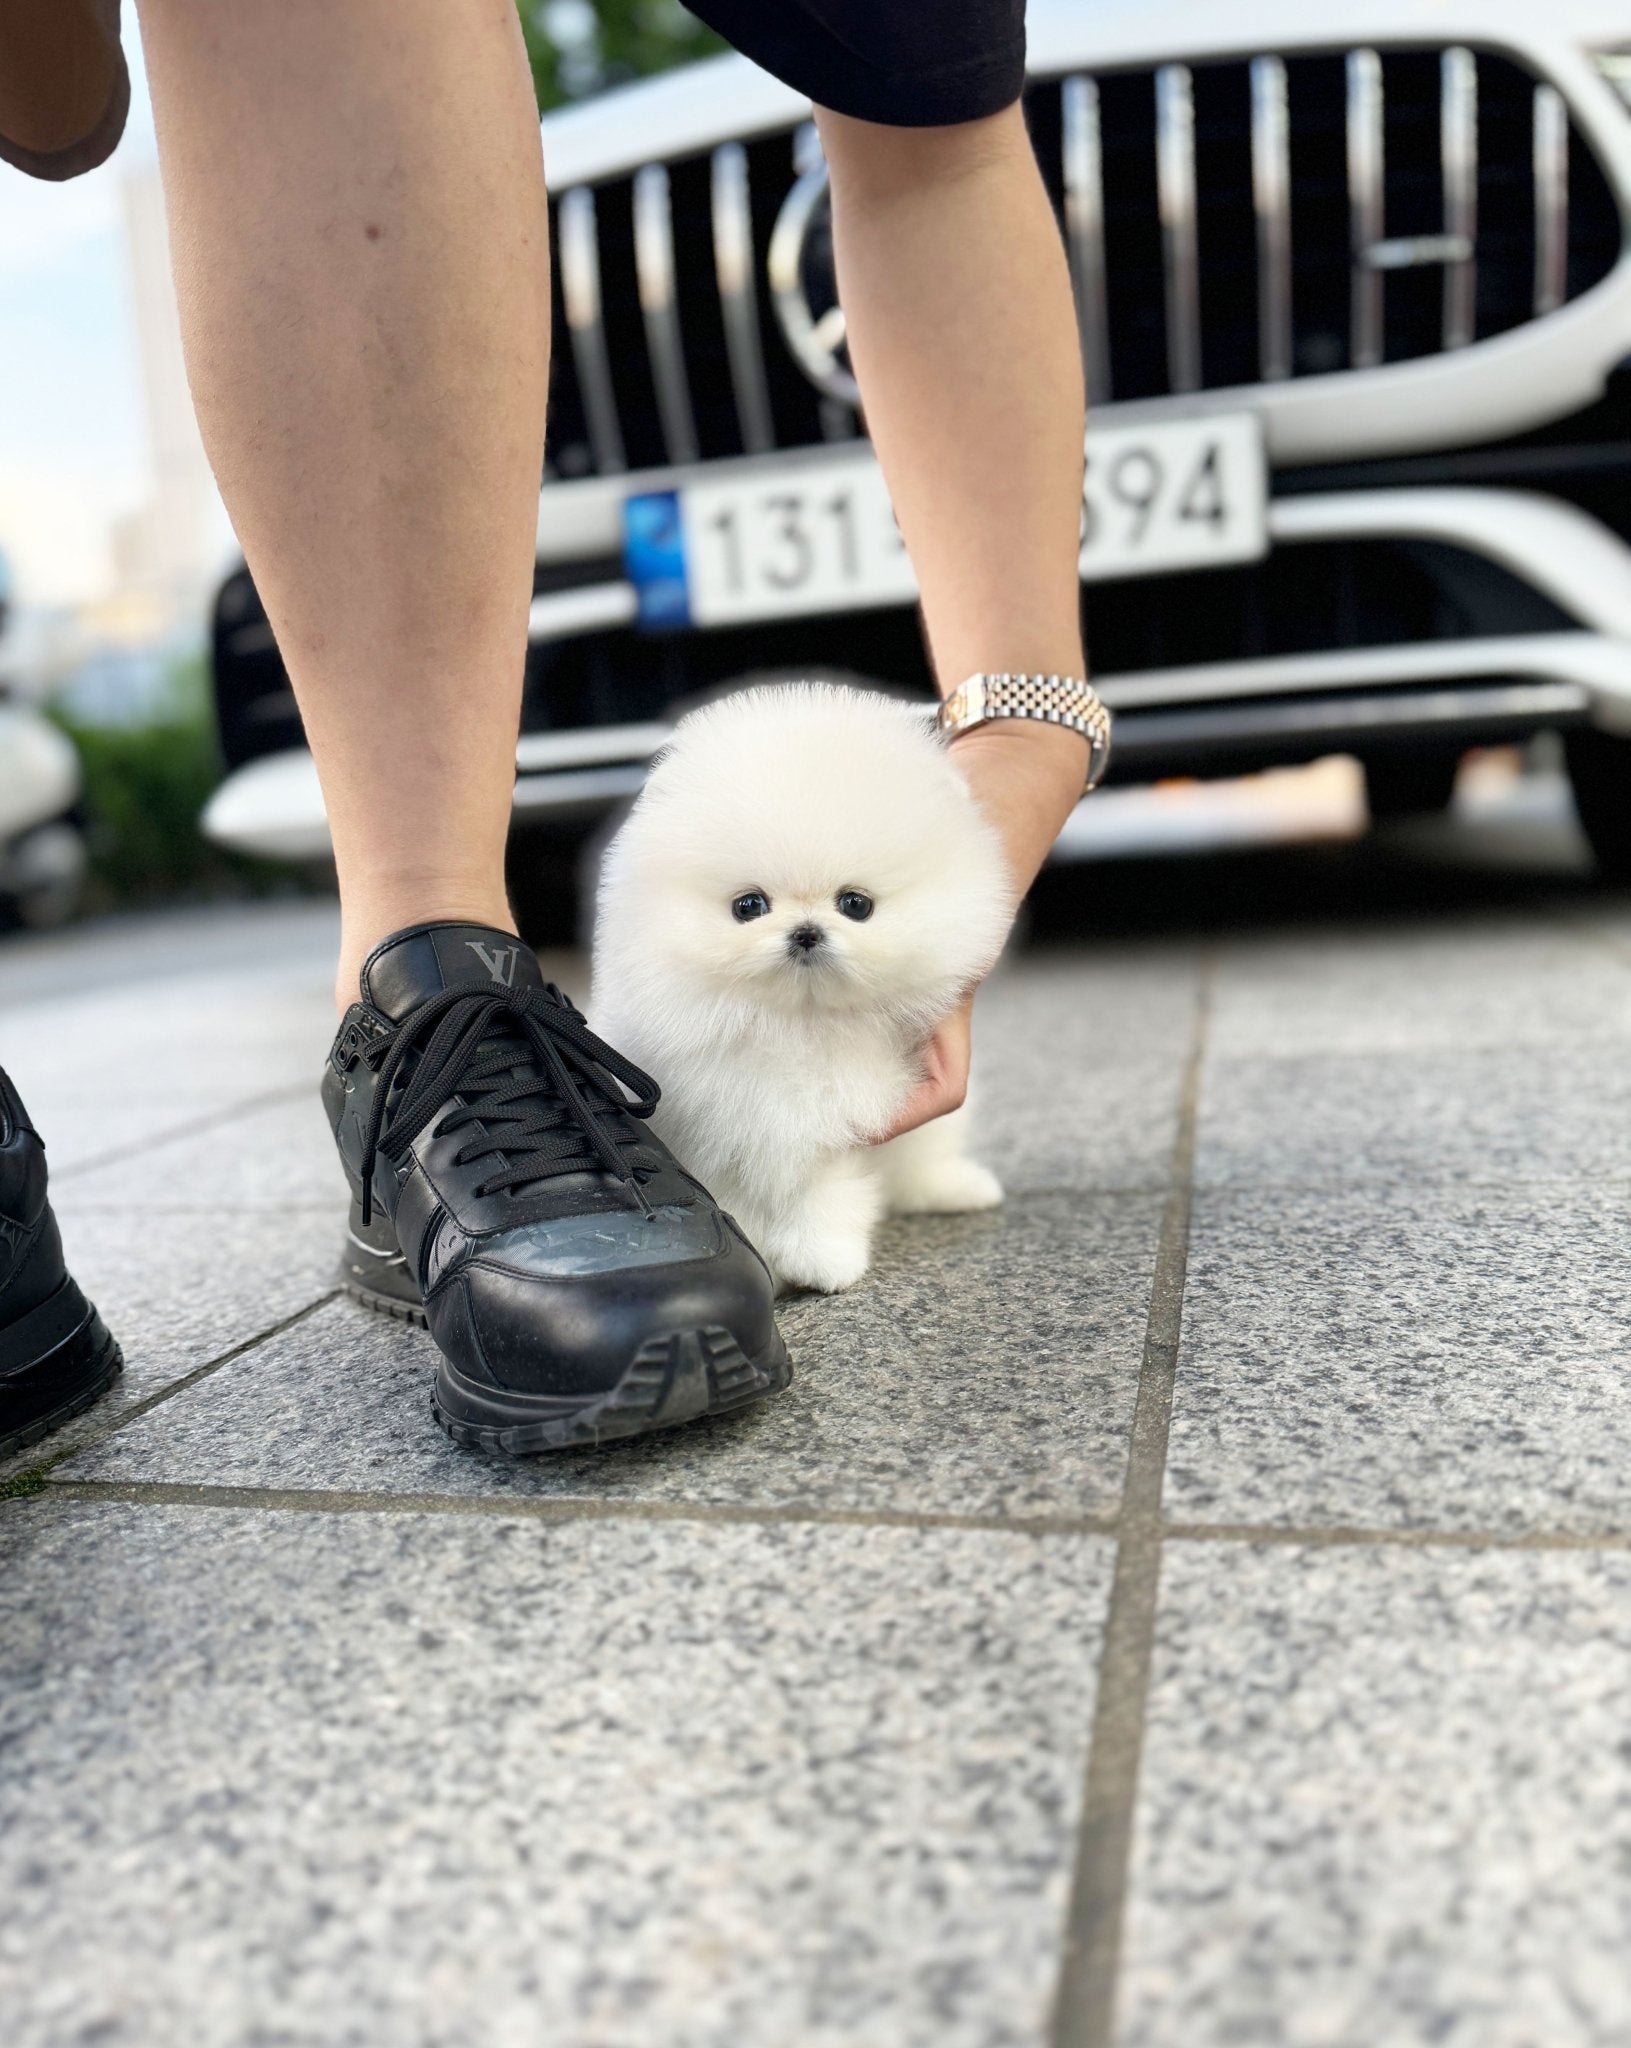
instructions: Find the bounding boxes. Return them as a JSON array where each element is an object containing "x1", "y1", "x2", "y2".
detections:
[{"x1": 590, "y1": 682, "x2": 1011, "y2": 1293}]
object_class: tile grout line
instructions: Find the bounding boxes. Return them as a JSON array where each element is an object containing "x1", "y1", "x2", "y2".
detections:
[
  {"x1": 38, "y1": 1478, "x2": 1117, "y2": 1539},
  {"x1": 1050, "y1": 954, "x2": 1213, "y2": 2048},
  {"x1": 1190, "y1": 1172, "x2": 1631, "y2": 1197},
  {"x1": 0, "y1": 1291, "x2": 342, "y2": 1498},
  {"x1": 57, "y1": 1203, "x2": 348, "y2": 1218},
  {"x1": 1163, "y1": 1518, "x2": 1631, "y2": 1552},
  {"x1": 50, "y1": 1082, "x2": 316, "y2": 1184},
  {"x1": 28, "y1": 1473, "x2": 1631, "y2": 1555}
]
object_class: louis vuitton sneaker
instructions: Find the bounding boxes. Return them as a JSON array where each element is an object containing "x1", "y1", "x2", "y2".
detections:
[
  {"x1": 324, "y1": 921, "x2": 791, "y2": 1454},
  {"x1": 0, "y1": 1067, "x2": 122, "y2": 1458}
]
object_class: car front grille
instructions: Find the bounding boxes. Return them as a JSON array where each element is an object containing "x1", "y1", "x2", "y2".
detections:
[{"x1": 544, "y1": 45, "x2": 1624, "y2": 481}]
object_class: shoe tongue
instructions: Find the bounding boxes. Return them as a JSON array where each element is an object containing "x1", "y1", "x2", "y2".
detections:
[{"x1": 361, "y1": 922, "x2": 547, "y2": 1021}]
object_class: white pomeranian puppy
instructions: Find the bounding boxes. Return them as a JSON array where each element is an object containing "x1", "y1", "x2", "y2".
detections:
[{"x1": 591, "y1": 682, "x2": 1012, "y2": 1294}]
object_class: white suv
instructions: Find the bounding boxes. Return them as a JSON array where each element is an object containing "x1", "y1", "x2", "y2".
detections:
[{"x1": 204, "y1": 0, "x2": 1631, "y2": 908}]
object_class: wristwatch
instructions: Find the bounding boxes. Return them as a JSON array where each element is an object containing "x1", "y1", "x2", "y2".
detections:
[
  {"x1": 938, "y1": 671, "x2": 1112, "y2": 791},
  {"x1": 937, "y1": 672, "x2": 1112, "y2": 791}
]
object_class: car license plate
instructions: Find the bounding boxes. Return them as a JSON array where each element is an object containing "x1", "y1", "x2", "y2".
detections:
[{"x1": 622, "y1": 412, "x2": 1267, "y2": 630}]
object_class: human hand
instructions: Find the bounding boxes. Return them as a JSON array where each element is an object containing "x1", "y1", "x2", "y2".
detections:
[
  {"x1": 872, "y1": 989, "x2": 975, "y2": 1142},
  {"x1": 870, "y1": 717, "x2": 1088, "y2": 1146}
]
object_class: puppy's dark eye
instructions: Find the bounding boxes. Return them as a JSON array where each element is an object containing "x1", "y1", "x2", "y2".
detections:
[
  {"x1": 731, "y1": 890, "x2": 771, "y2": 923},
  {"x1": 835, "y1": 889, "x2": 874, "y2": 922}
]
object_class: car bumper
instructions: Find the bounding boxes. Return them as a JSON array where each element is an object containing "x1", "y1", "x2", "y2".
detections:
[
  {"x1": 201, "y1": 722, "x2": 666, "y2": 864},
  {"x1": 200, "y1": 475, "x2": 1631, "y2": 862}
]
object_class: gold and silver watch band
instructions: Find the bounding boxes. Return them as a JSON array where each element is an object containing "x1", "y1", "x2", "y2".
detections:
[{"x1": 936, "y1": 673, "x2": 1113, "y2": 791}]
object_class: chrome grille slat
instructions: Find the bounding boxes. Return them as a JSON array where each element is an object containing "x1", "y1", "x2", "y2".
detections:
[
  {"x1": 1347, "y1": 49, "x2": 1385, "y2": 370},
  {"x1": 557, "y1": 187, "x2": 625, "y2": 474},
  {"x1": 632, "y1": 164, "x2": 699, "y2": 464},
  {"x1": 1533, "y1": 82, "x2": 1570, "y2": 315},
  {"x1": 710, "y1": 143, "x2": 776, "y2": 455},
  {"x1": 1250, "y1": 55, "x2": 1293, "y2": 382},
  {"x1": 1440, "y1": 47, "x2": 1478, "y2": 349},
  {"x1": 793, "y1": 121, "x2": 823, "y2": 177},
  {"x1": 1155, "y1": 64, "x2": 1202, "y2": 394},
  {"x1": 1061, "y1": 74, "x2": 1112, "y2": 404}
]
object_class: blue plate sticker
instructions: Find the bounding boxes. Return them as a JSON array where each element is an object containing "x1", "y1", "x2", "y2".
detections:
[{"x1": 622, "y1": 489, "x2": 691, "y2": 629}]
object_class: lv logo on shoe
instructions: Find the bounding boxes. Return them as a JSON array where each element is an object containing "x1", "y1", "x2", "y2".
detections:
[{"x1": 466, "y1": 940, "x2": 522, "y2": 986}]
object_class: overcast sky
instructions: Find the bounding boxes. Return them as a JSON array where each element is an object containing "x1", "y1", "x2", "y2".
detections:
[{"x1": 0, "y1": 17, "x2": 158, "y2": 606}]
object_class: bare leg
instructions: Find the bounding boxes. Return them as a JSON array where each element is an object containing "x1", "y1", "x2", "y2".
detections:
[
  {"x1": 817, "y1": 101, "x2": 1092, "y2": 1128},
  {"x1": 135, "y1": 0, "x2": 548, "y2": 1006}
]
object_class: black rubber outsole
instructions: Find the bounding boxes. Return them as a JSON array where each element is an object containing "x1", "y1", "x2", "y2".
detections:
[
  {"x1": 0, "y1": 1321, "x2": 124, "y2": 1461},
  {"x1": 343, "y1": 1275, "x2": 430, "y2": 1330},
  {"x1": 432, "y1": 1323, "x2": 793, "y2": 1456},
  {"x1": 343, "y1": 1272, "x2": 791, "y2": 1456}
]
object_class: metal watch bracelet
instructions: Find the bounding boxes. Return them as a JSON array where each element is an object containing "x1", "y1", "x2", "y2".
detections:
[{"x1": 936, "y1": 673, "x2": 1113, "y2": 791}]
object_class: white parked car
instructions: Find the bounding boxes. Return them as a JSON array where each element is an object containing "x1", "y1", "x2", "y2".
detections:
[
  {"x1": 0, "y1": 707, "x2": 88, "y2": 929},
  {"x1": 204, "y1": 0, "x2": 1631, "y2": 912}
]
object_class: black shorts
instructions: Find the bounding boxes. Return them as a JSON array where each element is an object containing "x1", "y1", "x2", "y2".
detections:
[
  {"x1": 0, "y1": 0, "x2": 1025, "y2": 186},
  {"x1": 690, "y1": 0, "x2": 1027, "y2": 128}
]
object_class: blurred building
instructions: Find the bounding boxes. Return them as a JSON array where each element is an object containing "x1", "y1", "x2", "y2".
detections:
[
  {"x1": 2, "y1": 164, "x2": 238, "y2": 715},
  {"x1": 1, "y1": 169, "x2": 232, "y2": 713},
  {"x1": 111, "y1": 161, "x2": 232, "y2": 633}
]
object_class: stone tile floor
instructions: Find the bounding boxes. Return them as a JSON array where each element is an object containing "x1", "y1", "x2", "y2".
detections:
[{"x1": 4, "y1": 846, "x2": 1631, "y2": 2048}]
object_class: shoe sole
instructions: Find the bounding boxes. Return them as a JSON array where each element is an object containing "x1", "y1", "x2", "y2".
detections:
[
  {"x1": 340, "y1": 1212, "x2": 426, "y2": 1325},
  {"x1": 339, "y1": 1226, "x2": 793, "y2": 1455},
  {"x1": 0, "y1": 1298, "x2": 124, "y2": 1461},
  {"x1": 431, "y1": 1322, "x2": 793, "y2": 1455}
]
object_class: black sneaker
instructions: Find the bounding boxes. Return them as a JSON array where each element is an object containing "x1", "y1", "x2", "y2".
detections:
[
  {"x1": 323, "y1": 922, "x2": 792, "y2": 1453},
  {"x1": 0, "y1": 1068, "x2": 122, "y2": 1459}
]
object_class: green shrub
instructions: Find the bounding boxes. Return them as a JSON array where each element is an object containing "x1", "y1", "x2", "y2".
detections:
[
  {"x1": 517, "y1": 0, "x2": 723, "y2": 111},
  {"x1": 49, "y1": 656, "x2": 301, "y2": 912}
]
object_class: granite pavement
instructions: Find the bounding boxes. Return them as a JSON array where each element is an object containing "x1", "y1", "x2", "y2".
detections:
[{"x1": 4, "y1": 832, "x2": 1631, "y2": 2047}]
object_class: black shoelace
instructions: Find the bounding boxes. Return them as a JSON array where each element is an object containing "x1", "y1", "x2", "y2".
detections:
[{"x1": 356, "y1": 984, "x2": 661, "y2": 1225}]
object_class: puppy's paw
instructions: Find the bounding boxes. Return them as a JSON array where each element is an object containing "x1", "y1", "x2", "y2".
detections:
[
  {"x1": 768, "y1": 1229, "x2": 872, "y2": 1295},
  {"x1": 889, "y1": 1155, "x2": 1004, "y2": 1216}
]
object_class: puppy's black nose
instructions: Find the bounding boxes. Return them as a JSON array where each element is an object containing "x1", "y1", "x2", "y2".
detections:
[{"x1": 788, "y1": 923, "x2": 825, "y2": 954}]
